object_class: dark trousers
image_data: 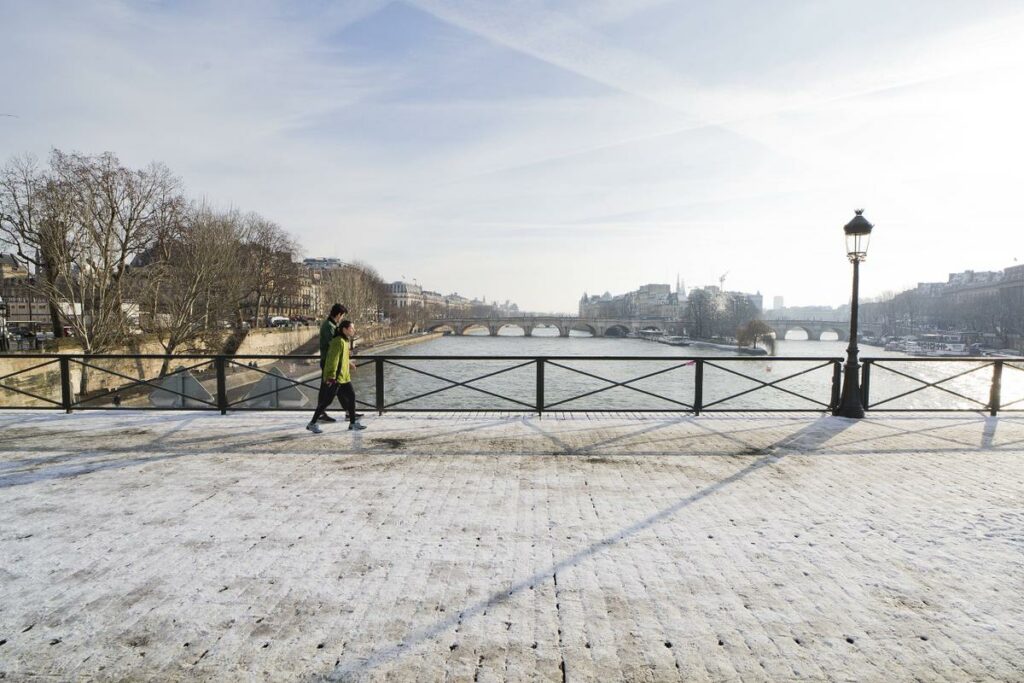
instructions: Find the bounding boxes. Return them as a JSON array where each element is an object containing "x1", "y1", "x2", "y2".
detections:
[
  {"x1": 311, "y1": 381, "x2": 357, "y2": 424},
  {"x1": 318, "y1": 358, "x2": 347, "y2": 416},
  {"x1": 336, "y1": 383, "x2": 357, "y2": 423}
]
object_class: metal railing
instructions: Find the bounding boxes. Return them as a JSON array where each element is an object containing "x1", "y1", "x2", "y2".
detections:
[
  {"x1": 860, "y1": 357, "x2": 1024, "y2": 416},
  {"x1": 0, "y1": 353, "x2": 1021, "y2": 415}
]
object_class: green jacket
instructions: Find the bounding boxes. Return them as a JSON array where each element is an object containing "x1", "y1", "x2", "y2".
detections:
[
  {"x1": 319, "y1": 319, "x2": 337, "y2": 361},
  {"x1": 322, "y1": 335, "x2": 351, "y2": 384}
]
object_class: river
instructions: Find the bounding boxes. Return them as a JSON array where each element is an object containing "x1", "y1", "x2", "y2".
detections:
[{"x1": 353, "y1": 330, "x2": 1022, "y2": 413}]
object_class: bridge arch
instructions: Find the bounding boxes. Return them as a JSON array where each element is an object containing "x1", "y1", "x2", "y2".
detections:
[
  {"x1": 425, "y1": 322, "x2": 456, "y2": 334},
  {"x1": 460, "y1": 323, "x2": 491, "y2": 336},
  {"x1": 766, "y1": 322, "x2": 850, "y2": 342},
  {"x1": 780, "y1": 325, "x2": 815, "y2": 341},
  {"x1": 530, "y1": 323, "x2": 561, "y2": 337},
  {"x1": 495, "y1": 323, "x2": 527, "y2": 336},
  {"x1": 568, "y1": 323, "x2": 596, "y2": 337},
  {"x1": 603, "y1": 324, "x2": 631, "y2": 338},
  {"x1": 818, "y1": 327, "x2": 849, "y2": 342}
]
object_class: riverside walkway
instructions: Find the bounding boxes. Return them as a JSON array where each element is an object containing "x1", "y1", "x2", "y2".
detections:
[{"x1": 1, "y1": 411, "x2": 1022, "y2": 681}]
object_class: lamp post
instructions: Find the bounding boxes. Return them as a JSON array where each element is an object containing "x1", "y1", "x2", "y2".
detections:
[
  {"x1": 0, "y1": 293, "x2": 7, "y2": 352},
  {"x1": 834, "y1": 209, "x2": 874, "y2": 418}
]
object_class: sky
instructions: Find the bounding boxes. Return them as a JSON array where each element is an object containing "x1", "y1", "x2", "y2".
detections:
[{"x1": 2, "y1": 0, "x2": 1023, "y2": 313}]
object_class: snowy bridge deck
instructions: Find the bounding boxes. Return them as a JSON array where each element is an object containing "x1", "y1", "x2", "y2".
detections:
[{"x1": 1, "y1": 411, "x2": 1023, "y2": 681}]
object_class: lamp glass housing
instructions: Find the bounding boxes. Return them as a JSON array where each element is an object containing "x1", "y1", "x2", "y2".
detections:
[
  {"x1": 843, "y1": 210, "x2": 873, "y2": 262},
  {"x1": 845, "y1": 231, "x2": 870, "y2": 262}
]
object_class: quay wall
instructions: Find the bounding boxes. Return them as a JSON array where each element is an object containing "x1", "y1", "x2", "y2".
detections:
[
  {"x1": 234, "y1": 327, "x2": 317, "y2": 357},
  {"x1": 358, "y1": 332, "x2": 445, "y2": 355},
  {"x1": 0, "y1": 326, "x2": 442, "y2": 407},
  {"x1": 0, "y1": 328, "x2": 316, "y2": 406}
]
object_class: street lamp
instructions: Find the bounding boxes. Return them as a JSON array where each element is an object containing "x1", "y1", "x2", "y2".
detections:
[{"x1": 835, "y1": 209, "x2": 874, "y2": 418}]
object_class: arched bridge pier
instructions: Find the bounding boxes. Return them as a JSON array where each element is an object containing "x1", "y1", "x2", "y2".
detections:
[{"x1": 424, "y1": 317, "x2": 686, "y2": 338}]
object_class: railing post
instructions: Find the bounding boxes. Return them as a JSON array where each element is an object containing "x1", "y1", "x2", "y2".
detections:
[
  {"x1": 215, "y1": 356, "x2": 227, "y2": 415},
  {"x1": 536, "y1": 358, "x2": 545, "y2": 415},
  {"x1": 830, "y1": 359, "x2": 842, "y2": 411},
  {"x1": 59, "y1": 356, "x2": 73, "y2": 414},
  {"x1": 860, "y1": 360, "x2": 871, "y2": 411},
  {"x1": 693, "y1": 359, "x2": 703, "y2": 415},
  {"x1": 375, "y1": 358, "x2": 385, "y2": 415},
  {"x1": 989, "y1": 360, "x2": 1003, "y2": 417}
]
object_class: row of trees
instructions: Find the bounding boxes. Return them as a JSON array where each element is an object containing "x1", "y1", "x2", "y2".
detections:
[
  {"x1": 861, "y1": 287, "x2": 1024, "y2": 344},
  {"x1": 319, "y1": 260, "x2": 390, "y2": 325},
  {"x1": 0, "y1": 151, "x2": 340, "y2": 380}
]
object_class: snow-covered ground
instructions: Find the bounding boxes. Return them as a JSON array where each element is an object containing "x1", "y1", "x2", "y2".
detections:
[{"x1": 1, "y1": 410, "x2": 1022, "y2": 681}]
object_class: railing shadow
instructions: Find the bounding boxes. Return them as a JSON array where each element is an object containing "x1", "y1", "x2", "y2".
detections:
[
  {"x1": 317, "y1": 416, "x2": 859, "y2": 680},
  {"x1": 3, "y1": 412, "x2": 1024, "y2": 491}
]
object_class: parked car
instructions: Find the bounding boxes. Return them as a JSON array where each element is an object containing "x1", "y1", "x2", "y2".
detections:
[{"x1": 268, "y1": 316, "x2": 291, "y2": 328}]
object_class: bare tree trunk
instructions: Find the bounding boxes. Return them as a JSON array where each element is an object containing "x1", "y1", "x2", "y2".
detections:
[{"x1": 160, "y1": 340, "x2": 177, "y2": 378}]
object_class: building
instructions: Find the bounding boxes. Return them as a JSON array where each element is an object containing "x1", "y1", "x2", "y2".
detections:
[
  {"x1": 421, "y1": 290, "x2": 445, "y2": 308},
  {"x1": 773, "y1": 296, "x2": 784, "y2": 310},
  {"x1": 579, "y1": 282, "x2": 685, "y2": 319},
  {"x1": 0, "y1": 253, "x2": 29, "y2": 279},
  {"x1": 0, "y1": 253, "x2": 49, "y2": 328},
  {"x1": 302, "y1": 257, "x2": 346, "y2": 270},
  {"x1": 386, "y1": 281, "x2": 519, "y2": 318},
  {"x1": 445, "y1": 293, "x2": 472, "y2": 314},
  {"x1": 388, "y1": 281, "x2": 424, "y2": 309}
]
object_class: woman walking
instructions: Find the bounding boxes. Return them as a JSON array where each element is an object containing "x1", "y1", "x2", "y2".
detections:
[{"x1": 307, "y1": 320, "x2": 365, "y2": 433}]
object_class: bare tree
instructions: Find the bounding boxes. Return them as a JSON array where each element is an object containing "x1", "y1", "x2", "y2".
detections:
[
  {"x1": 687, "y1": 288, "x2": 712, "y2": 339},
  {"x1": 0, "y1": 154, "x2": 69, "y2": 335},
  {"x1": 320, "y1": 260, "x2": 389, "y2": 323},
  {"x1": 135, "y1": 204, "x2": 246, "y2": 375},
  {"x1": 737, "y1": 319, "x2": 775, "y2": 353},
  {"x1": 238, "y1": 214, "x2": 300, "y2": 326},
  {"x1": 30, "y1": 151, "x2": 182, "y2": 392}
]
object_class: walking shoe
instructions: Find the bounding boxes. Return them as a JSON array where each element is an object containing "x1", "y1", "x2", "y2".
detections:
[
  {"x1": 306, "y1": 422, "x2": 323, "y2": 434},
  {"x1": 317, "y1": 414, "x2": 337, "y2": 423},
  {"x1": 348, "y1": 422, "x2": 367, "y2": 431}
]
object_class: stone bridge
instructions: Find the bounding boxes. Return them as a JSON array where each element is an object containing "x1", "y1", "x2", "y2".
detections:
[
  {"x1": 763, "y1": 320, "x2": 885, "y2": 341},
  {"x1": 424, "y1": 317, "x2": 686, "y2": 338},
  {"x1": 426, "y1": 317, "x2": 883, "y2": 341}
]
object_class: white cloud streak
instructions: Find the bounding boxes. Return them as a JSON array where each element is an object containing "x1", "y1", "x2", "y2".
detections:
[{"x1": 1, "y1": 0, "x2": 1022, "y2": 310}]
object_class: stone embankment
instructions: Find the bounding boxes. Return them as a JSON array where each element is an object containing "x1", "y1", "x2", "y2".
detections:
[
  {"x1": 357, "y1": 331, "x2": 444, "y2": 354},
  {"x1": 642, "y1": 336, "x2": 769, "y2": 356},
  {"x1": 0, "y1": 327, "x2": 444, "y2": 406},
  {"x1": 0, "y1": 328, "x2": 317, "y2": 405}
]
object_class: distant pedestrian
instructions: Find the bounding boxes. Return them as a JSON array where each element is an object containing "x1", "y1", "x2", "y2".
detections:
[
  {"x1": 307, "y1": 320, "x2": 365, "y2": 434},
  {"x1": 315, "y1": 303, "x2": 348, "y2": 423}
]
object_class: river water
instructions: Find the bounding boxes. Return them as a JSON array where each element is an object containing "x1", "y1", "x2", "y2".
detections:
[{"x1": 352, "y1": 330, "x2": 1023, "y2": 413}]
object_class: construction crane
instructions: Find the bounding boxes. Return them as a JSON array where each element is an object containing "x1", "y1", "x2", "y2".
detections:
[{"x1": 718, "y1": 271, "x2": 729, "y2": 290}]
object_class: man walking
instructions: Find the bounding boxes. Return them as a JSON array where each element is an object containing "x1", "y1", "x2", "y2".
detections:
[
  {"x1": 320, "y1": 304, "x2": 348, "y2": 367},
  {"x1": 316, "y1": 303, "x2": 347, "y2": 423}
]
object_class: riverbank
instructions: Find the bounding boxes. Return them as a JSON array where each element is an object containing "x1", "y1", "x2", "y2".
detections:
[
  {"x1": 357, "y1": 331, "x2": 445, "y2": 354},
  {"x1": 641, "y1": 336, "x2": 768, "y2": 355}
]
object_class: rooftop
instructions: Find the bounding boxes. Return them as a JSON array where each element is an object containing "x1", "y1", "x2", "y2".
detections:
[{"x1": 2, "y1": 411, "x2": 1022, "y2": 680}]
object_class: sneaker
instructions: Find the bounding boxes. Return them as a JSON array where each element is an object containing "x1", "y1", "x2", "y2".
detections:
[
  {"x1": 318, "y1": 414, "x2": 337, "y2": 423},
  {"x1": 306, "y1": 422, "x2": 323, "y2": 434},
  {"x1": 348, "y1": 422, "x2": 367, "y2": 431}
]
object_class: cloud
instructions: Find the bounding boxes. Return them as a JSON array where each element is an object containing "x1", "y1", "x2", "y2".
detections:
[{"x1": 2, "y1": 1, "x2": 1023, "y2": 311}]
